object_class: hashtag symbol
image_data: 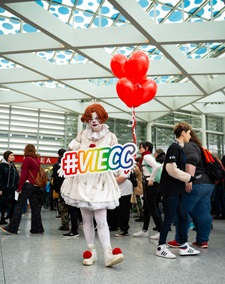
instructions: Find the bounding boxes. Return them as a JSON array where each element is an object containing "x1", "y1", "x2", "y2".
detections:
[{"x1": 62, "y1": 152, "x2": 78, "y2": 176}]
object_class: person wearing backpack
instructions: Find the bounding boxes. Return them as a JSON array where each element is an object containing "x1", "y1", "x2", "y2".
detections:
[
  {"x1": 167, "y1": 130, "x2": 215, "y2": 249},
  {"x1": 133, "y1": 141, "x2": 163, "y2": 240},
  {"x1": 1, "y1": 144, "x2": 44, "y2": 235}
]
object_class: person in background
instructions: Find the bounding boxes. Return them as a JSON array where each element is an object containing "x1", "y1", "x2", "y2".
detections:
[
  {"x1": 211, "y1": 155, "x2": 225, "y2": 220},
  {"x1": 131, "y1": 162, "x2": 143, "y2": 218},
  {"x1": 168, "y1": 130, "x2": 215, "y2": 249},
  {"x1": 156, "y1": 122, "x2": 199, "y2": 259},
  {"x1": 133, "y1": 157, "x2": 144, "y2": 222},
  {"x1": 1, "y1": 144, "x2": 44, "y2": 234},
  {"x1": 53, "y1": 150, "x2": 80, "y2": 239},
  {"x1": 133, "y1": 142, "x2": 162, "y2": 240},
  {"x1": 60, "y1": 104, "x2": 124, "y2": 267},
  {"x1": 153, "y1": 148, "x2": 166, "y2": 231},
  {"x1": 52, "y1": 149, "x2": 69, "y2": 231},
  {"x1": 114, "y1": 169, "x2": 133, "y2": 237},
  {"x1": 43, "y1": 179, "x2": 51, "y2": 209},
  {"x1": 0, "y1": 151, "x2": 19, "y2": 224},
  {"x1": 154, "y1": 148, "x2": 166, "y2": 164}
]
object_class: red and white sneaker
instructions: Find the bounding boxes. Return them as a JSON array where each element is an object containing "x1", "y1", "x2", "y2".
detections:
[
  {"x1": 167, "y1": 240, "x2": 180, "y2": 248},
  {"x1": 104, "y1": 247, "x2": 124, "y2": 267},
  {"x1": 83, "y1": 244, "x2": 97, "y2": 266},
  {"x1": 192, "y1": 241, "x2": 208, "y2": 249}
]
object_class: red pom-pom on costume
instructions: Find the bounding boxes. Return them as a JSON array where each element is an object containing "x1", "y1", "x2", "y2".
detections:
[
  {"x1": 83, "y1": 251, "x2": 92, "y2": 259},
  {"x1": 112, "y1": 248, "x2": 122, "y2": 255},
  {"x1": 89, "y1": 144, "x2": 96, "y2": 148}
]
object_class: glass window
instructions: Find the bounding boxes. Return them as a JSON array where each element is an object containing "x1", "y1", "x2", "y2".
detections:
[{"x1": 206, "y1": 116, "x2": 223, "y2": 132}]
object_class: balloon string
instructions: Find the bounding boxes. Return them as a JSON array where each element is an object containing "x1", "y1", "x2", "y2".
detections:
[{"x1": 132, "y1": 107, "x2": 136, "y2": 145}]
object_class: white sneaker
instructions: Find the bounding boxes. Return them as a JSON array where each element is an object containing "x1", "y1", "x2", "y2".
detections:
[
  {"x1": 83, "y1": 244, "x2": 97, "y2": 266},
  {"x1": 150, "y1": 232, "x2": 160, "y2": 240},
  {"x1": 156, "y1": 244, "x2": 176, "y2": 259},
  {"x1": 133, "y1": 230, "x2": 148, "y2": 237},
  {"x1": 179, "y1": 242, "x2": 200, "y2": 256},
  {"x1": 104, "y1": 247, "x2": 124, "y2": 267}
]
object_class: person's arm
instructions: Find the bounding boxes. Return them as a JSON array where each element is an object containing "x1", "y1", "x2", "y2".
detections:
[
  {"x1": 144, "y1": 155, "x2": 160, "y2": 183},
  {"x1": 115, "y1": 176, "x2": 127, "y2": 184},
  {"x1": 185, "y1": 164, "x2": 196, "y2": 192},
  {"x1": 17, "y1": 158, "x2": 29, "y2": 192},
  {"x1": 115, "y1": 169, "x2": 129, "y2": 184},
  {"x1": 68, "y1": 131, "x2": 83, "y2": 150},
  {"x1": 183, "y1": 143, "x2": 199, "y2": 192},
  {"x1": 166, "y1": 162, "x2": 191, "y2": 183}
]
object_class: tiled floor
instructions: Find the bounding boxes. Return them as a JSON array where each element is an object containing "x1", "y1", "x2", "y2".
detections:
[{"x1": 0, "y1": 209, "x2": 225, "y2": 284}]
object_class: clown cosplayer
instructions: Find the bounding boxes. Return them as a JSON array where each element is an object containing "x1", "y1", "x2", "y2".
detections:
[{"x1": 61, "y1": 104, "x2": 124, "y2": 267}]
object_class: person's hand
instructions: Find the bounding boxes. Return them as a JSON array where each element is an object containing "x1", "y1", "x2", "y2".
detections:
[
  {"x1": 57, "y1": 168, "x2": 64, "y2": 177},
  {"x1": 0, "y1": 191, "x2": 2, "y2": 196},
  {"x1": 148, "y1": 180, "x2": 154, "y2": 186},
  {"x1": 185, "y1": 183, "x2": 192, "y2": 193}
]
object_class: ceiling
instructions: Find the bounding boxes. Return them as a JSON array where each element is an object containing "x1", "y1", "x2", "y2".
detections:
[{"x1": 0, "y1": 0, "x2": 225, "y2": 123}]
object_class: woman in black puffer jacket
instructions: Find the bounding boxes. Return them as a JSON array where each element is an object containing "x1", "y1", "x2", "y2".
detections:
[{"x1": 0, "y1": 151, "x2": 19, "y2": 223}]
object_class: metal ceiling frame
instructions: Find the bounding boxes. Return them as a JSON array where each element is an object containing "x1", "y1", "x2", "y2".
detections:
[{"x1": 0, "y1": 0, "x2": 225, "y2": 123}]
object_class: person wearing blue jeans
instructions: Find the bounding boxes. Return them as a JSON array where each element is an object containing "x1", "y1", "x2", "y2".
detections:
[
  {"x1": 172, "y1": 184, "x2": 214, "y2": 248},
  {"x1": 156, "y1": 122, "x2": 200, "y2": 259},
  {"x1": 168, "y1": 130, "x2": 215, "y2": 249}
]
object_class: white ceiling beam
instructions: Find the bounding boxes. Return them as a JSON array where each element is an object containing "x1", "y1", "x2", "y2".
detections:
[{"x1": 108, "y1": 0, "x2": 210, "y2": 96}]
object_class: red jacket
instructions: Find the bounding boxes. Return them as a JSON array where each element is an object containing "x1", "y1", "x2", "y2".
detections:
[{"x1": 18, "y1": 157, "x2": 40, "y2": 192}]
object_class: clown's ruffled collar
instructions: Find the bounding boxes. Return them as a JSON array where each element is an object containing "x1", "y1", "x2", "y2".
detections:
[{"x1": 86, "y1": 124, "x2": 109, "y2": 141}]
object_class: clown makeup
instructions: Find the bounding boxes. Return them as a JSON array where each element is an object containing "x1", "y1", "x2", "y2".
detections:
[{"x1": 89, "y1": 112, "x2": 102, "y2": 132}]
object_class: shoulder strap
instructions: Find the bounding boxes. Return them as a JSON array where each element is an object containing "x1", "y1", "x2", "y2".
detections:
[
  {"x1": 29, "y1": 157, "x2": 40, "y2": 169},
  {"x1": 28, "y1": 157, "x2": 40, "y2": 180}
]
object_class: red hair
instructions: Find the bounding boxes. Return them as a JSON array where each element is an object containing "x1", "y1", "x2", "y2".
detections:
[
  {"x1": 81, "y1": 104, "x2": 108, "y2": 124},
  {"x1": 24, "y1": 144, "x2": 38, "y2": 158}
]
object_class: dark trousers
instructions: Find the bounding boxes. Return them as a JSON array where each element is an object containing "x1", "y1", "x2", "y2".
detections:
[
  {"x1": 159, "y1": 195, "x2": 188, "y2": 245},
  {"x1": 6, "y1": 183, "x2": 44, "y2": 234},
  {"x1": 143, "y1": 181, "x2": 162, "y2": 232},
  {"x1": 117, "y1": 194, "x2": 131, "y2": 232},
  {"x1": 58, "y1": 197, "x2": 69, "y2": 227},
  {"x1": 68, "y1": 205, "x2": 79, "y2": 232}
]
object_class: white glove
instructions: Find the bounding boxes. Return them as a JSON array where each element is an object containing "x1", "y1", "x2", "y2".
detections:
[{"x1": 57, "y1": 167, "x2": 65, "y2": 178}]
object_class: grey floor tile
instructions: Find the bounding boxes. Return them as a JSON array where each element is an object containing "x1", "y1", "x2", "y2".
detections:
[{"x1": 0, "y1": 209, "x2": 225, "y2": 284}]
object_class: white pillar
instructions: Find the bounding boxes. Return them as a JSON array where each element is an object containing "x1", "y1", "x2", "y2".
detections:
[
  {"x1": 77, "y1": 115, "x2": 83, "y2": 134},
  {"x1": 146, "y1": 122, "x2": 152, "y2": 142},
  {"x1": 201, "y1": 114, "x2": 207, "y2": 148}
]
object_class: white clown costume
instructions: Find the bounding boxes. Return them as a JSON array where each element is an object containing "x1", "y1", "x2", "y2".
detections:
[{"x1": 61, "y1": 124, "x2": 121, "y2": 210}]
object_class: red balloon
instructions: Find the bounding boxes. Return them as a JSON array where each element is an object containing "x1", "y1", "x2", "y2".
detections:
[
  {"x1": 134, "y1": 84, "x2": 145, "y2": 107},
  {"x1": 110, "y1": 54, "x2": 127, "y2": 79},
  {"x1": 141, "y1": 79, "x2": 157, "y2": 104},
  {"x1": 125, "y1": 51, "x2": 149, "y2": 84},
  {"x1": 116, "y1": 78, "x2": 137, "y2": 108}
]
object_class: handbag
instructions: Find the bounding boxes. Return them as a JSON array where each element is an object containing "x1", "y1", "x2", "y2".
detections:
[{"x1": 53, "y1": 190, "x2": 59, "y2": 199}]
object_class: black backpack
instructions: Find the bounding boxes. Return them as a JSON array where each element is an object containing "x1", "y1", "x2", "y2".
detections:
[{"x1": 200, "y1": 147, "x2": 225, "y2": 182}]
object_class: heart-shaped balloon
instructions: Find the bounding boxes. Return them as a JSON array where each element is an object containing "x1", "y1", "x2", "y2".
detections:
[
  {"x1": 125, "y1": 51, "x2": 149, "y2": 84},
  {"x1": 116, "y1": 78, "x2": 137, "y2": 108},
  {"x1": 110, "y1": 54, "x2": 127, "y2": 79},
  {"x1": 141, "y1": 79, "x2": 157, "y2": 104}
]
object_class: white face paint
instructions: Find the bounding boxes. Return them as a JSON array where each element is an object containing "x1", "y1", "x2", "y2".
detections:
[{"x1": 89, "y1": 112, "x2": 102, "y2": 132}]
